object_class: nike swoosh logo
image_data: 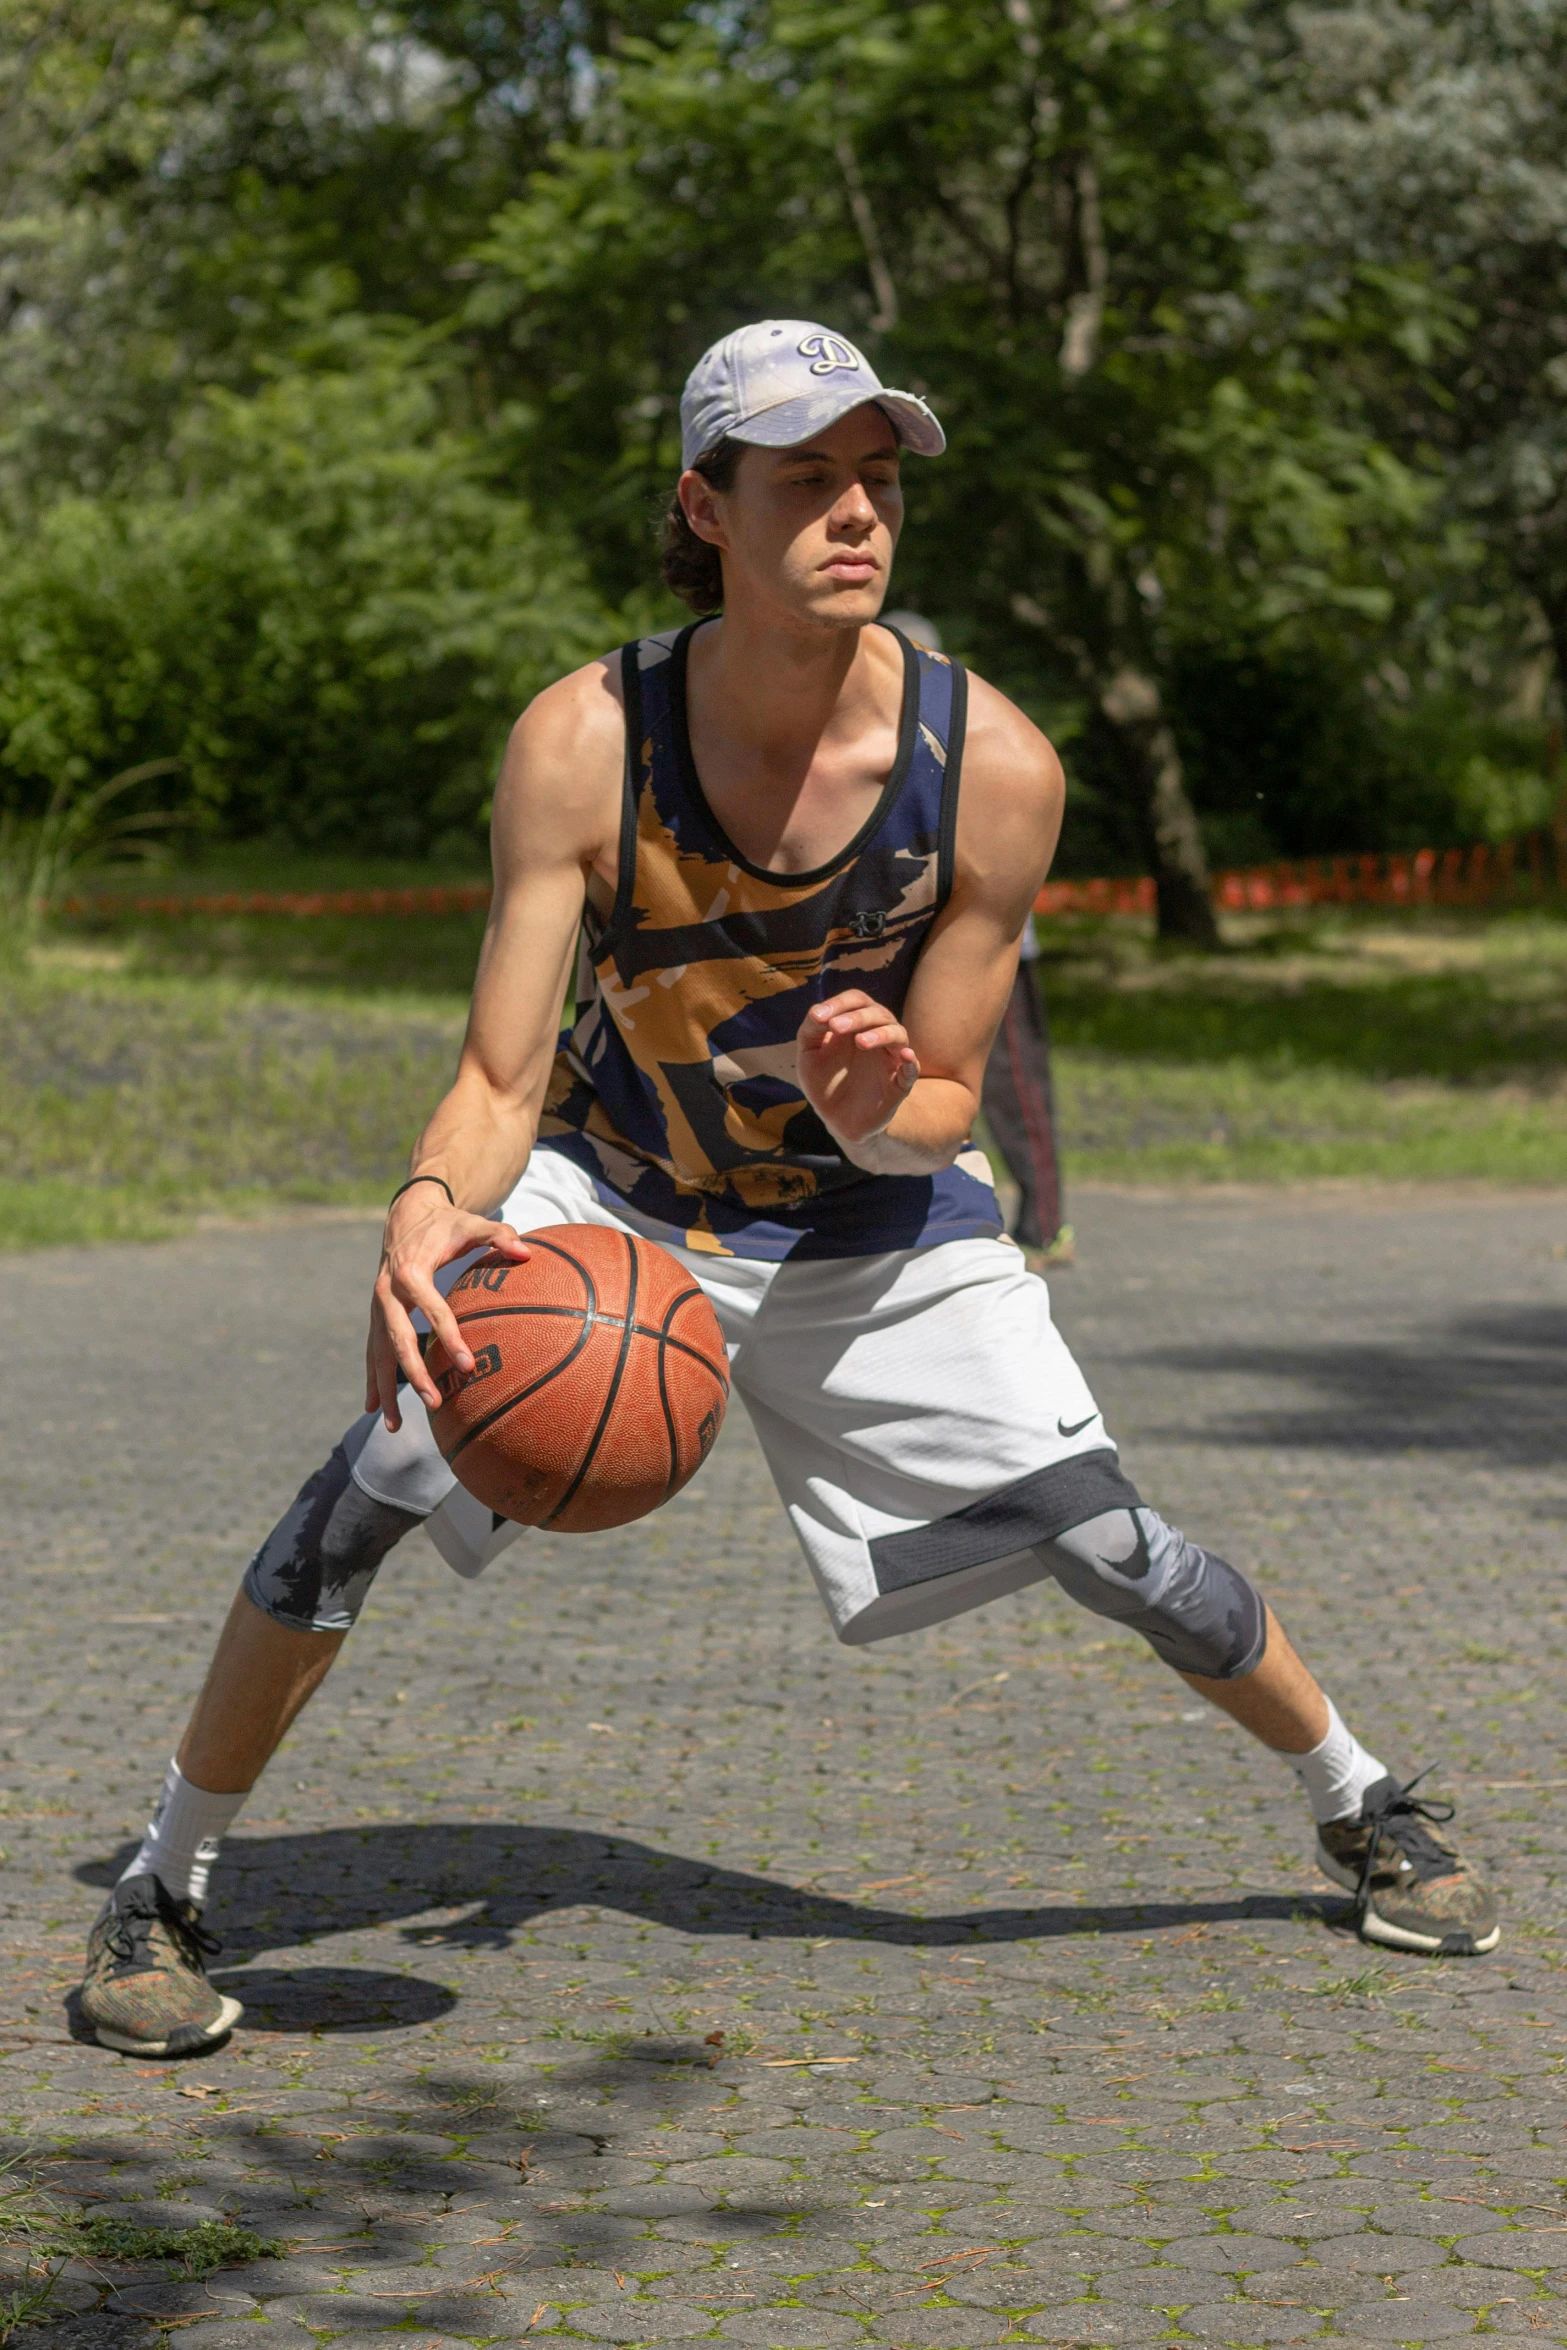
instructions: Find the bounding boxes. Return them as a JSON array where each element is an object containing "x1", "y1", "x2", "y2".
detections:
[
  {"x1": 1057, "y1": 1413, "x2": 1098, "y2": 1438},
  {"x1": 1099, "y1": 1513, "x2": 1153, "y2": 1583}
]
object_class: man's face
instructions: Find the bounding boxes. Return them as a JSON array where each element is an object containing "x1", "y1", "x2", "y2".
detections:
[{"x1": 681, "y1": 404, "x2": 904, "y2": 630}]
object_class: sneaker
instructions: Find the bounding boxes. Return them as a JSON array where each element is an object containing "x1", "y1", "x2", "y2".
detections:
[
  {"x1": 1316, "y1": 1772, "x2": 1499, "y2": 1956},
  {"x1": 1023, "y1": 1226, "x2": 1076, "y2": 1273},
  {"x1": 79, "y1": 1875, "x2": 243, "y2": 2056}
]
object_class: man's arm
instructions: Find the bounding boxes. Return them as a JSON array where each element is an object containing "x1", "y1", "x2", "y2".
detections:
[
  {"x1": 798, "y1": 674, "x2": 1064, "y2": 1175},
  {"x1": 367, "y1": 658, "x2": 625, "y2": 1427}
]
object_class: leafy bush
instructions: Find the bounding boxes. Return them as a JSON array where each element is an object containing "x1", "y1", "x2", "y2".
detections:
[{"x1": 0, "y1": 324, "x2": 622, "y2": 854}]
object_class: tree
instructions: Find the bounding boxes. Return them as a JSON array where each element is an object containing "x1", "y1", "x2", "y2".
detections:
[
  {"x1": 471, "y1": 0, "x2": 1424, "y2": 938},
  {"x1": 0, "y1": 325, "x2": 616, "y2": 846},
  {"x1": 0, "y1": 0, "x2": 689, "y2": 513},
  {"x1": 1252, "y1": 2, "x2": 1567, "y2": 720}
]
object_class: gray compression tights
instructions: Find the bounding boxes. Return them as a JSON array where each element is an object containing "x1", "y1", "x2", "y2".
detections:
[{"x1": 242, "y1": 1447, "x2": 1266, "y2": 1682}]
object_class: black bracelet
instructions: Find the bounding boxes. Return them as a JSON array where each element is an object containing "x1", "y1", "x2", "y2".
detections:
[{"x1": 389, "y1": 1174, "x2": 456, "y2": 1211}]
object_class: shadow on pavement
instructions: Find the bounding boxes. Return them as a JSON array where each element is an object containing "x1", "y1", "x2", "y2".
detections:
[
  {"x1": 78, "y1": 1823, "x2": 1343, "y2": 1999},
  {"x1": 1141, "y1": 1301, "x2": 1567, "y2": 1463}
]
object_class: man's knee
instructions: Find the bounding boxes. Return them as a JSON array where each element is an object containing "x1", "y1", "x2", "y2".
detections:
[
  {"x1": 243, "y1": 1437, "x2": 421, "y2": 1634},
  {"x1": 1037, "y1": 1507, "x2": 1266, "y2": 1680}
]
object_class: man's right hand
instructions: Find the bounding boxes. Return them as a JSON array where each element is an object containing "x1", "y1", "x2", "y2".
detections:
[{"x1": 367, "y1": 1186, "x2": 531, "y2": 1431}]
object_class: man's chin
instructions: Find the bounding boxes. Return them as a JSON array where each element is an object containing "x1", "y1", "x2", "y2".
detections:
[{"x1": 797, "y1": 585, "x2": 887, "y2": 631}]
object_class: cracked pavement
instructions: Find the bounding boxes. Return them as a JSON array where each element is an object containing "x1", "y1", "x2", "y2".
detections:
[{"x1": 3, "y1": 1185, "x2": 1567, "y2": 2347}]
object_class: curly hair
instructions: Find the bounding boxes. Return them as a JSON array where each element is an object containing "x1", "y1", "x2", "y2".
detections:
[{"x1": 659, "y1": 436, "x2": 745, "y2": 613}]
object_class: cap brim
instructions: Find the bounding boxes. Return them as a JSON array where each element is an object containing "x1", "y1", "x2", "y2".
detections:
[{"x1": 729, "y1": 386, "x2": 945, "y2": 458}]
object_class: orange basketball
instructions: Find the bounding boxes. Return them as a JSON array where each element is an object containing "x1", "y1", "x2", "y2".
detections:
[{"x1": 426, "y1": 1226, "x2": 730, "y2": 1533}]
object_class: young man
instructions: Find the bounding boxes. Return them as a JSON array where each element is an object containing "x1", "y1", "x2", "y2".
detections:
[{"x1": 80, "y1": 320, "x2": 1496, "y2": 2058}]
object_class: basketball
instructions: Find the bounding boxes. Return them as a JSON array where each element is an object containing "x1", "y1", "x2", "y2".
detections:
[{"x1": 425, "y1": 1225, "x2": 730, "y2": 1533}]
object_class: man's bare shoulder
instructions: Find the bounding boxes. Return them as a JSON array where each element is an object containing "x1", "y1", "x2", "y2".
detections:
[
  {"x1": 508, "y1": 651, "x2": 626, "y2": 777},
  {"x1": 953, "y1": 668, "x2": 1066, "y2": 901},
  {"x1": 961, "y1": 669, "x2": 1064, "y2": 812},
  {"x1": 492, "y1": 651, "x2": 626, "y2": 867}
]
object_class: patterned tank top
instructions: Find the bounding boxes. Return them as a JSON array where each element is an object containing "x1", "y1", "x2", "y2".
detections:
[{"x1": 536, "y1": 620, "x2": 1003, "y2": 1261}]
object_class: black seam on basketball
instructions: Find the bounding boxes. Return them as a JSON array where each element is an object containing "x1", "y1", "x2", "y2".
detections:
[
  {"x1": 451, "y1": 1301, "x2": 728, "y2": 1386},
  {"x1": 543, "y1": 1228, "x2": 640, "y2": 1528},
  {"x1": 655, "y1": 1292, "x2": 682, "y2": 1506},
  {"x1": 440, "y1": 1312, "x2": 599, "y2": 1466},
  {"x1": 499, "y1": 1235, "x2": 598, "y2": 1315},
  {"x1": 661, "y1": 1285, "x2": 731, "y2": 1393},
  {"x1": 451, "y1": 1306, "x2": 718, "y2": 1372}
]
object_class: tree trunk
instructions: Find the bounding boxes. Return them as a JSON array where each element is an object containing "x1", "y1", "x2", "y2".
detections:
[
  {"x1": 1535, "y1": 586, "x2": 1567, "y2": 884},
  {"x1": 1097, "y1": 663, "x2": 1219, "y2": 947}
]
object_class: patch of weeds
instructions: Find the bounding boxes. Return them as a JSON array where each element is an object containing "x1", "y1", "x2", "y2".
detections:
[
  {"x1": 75, "y1": 2220, "x2": 280, "y2": 2279},
  {"x1": 566, "y1": 2025, "x2": 638, "y2": 2058},
  {"x1": 0, "y1": 2165, "x2": 59, "y2": 2257},
  {"x1": 1310, "y1": 1962, "x2": 1391, "y2": 2003},
  {"x1": 0, "y1": 2163, "x2": 278, "y2": 2341},
  {"x1": 423, "y1": 2081, "x2": 504, "y2": 2114},
  {"x1": 0, "y1": 2161, "x2": 70, "y2": 2336},
  {"x1": 708, "y1": 2026, "x2": 756, "y2": 2057},
  {"x1": 0, "y1": 2274, "x2": 62, "y2": 2344}
]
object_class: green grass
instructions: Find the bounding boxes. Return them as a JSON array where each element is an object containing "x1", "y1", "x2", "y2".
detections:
[
  {"x1": 58, "y1": 843, "x2": 492, "y2": 998},
  {"x1": 6, "y1": 895, "x2": 1567, "y2": 1252},
  {"x1": 0, "y1": 957, "x2": 463, "y2": 1249},
  {"x1": 1037, "y1": 907, "x2": 1567, "y2": 1186}
]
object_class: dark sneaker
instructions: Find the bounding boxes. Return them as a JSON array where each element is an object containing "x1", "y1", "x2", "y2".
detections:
[
  {"x1": 79, "y1": 1875, "x2": 243, "y2": 2056},
  {"x1": 1317, "y1": 1772, "x2": 1499, "y2": 1956}
]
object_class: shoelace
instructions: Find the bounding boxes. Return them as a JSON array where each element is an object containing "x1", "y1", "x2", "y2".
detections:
[
  {"x1": 104, "y1": 1881, "x2": 222, "y2": 1973},
  {"x1": 103, "y1": 1900, "x2": 156, "y2": 1972},
  {"x1": 1358, "y1": 1767, "x2": 1459, "y2": 1898},
  {"x1": 166, "y1": 1900, "x2": 223, "y2": 1971}
]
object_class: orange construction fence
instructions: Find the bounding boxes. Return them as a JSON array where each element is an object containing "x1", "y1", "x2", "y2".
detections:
[
  {"x1": 54, "y1": 833, "x2": 1554, "y2": 925},
  {"x1": 1038, "y1": 832, "x2": 1554, "y2": 918}
]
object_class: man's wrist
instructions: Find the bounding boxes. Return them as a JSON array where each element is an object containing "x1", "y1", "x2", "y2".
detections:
[
  {"x1": 825, "y1": 1117, "x2": 909, "y2": 1174},
  {"x1": 389, "y1": 1173, "x2": 456, "y2": 1211}
]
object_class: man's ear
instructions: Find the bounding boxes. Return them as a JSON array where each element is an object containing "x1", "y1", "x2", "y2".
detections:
[{"x1": 679, "y1": 469, "x2": 727, "y2": 550}]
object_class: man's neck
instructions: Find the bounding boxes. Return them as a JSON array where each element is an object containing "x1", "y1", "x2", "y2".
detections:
[
  {"x1": 689, "y1": 608, "x2": 882, "y2": 759},
  {"x1": 682, "y1": 606, "x2": 905, "y2": 874}
]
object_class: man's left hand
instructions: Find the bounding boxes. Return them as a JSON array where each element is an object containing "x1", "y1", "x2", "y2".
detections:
[{"x1": 797, "y1": 990, "x2": 920, "y2": 1149}]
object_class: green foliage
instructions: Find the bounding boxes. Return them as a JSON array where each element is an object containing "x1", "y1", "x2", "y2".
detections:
[
  {"x1": 0, "y1": 0, "x2": 1559, "y2": 871},
  {"x1": 1252, "y1": 1, "x2": 1567, "y2": 669},
  {"x1": 467, "y1": 0, "x2": 1521, "y2": 902},
  {"x1": 0, "y1": 323, "x2": 621, "y2": 851},
  {"x1": 73, "y1": 2219, "x2": 280, "y2": 2278},
  {"x1": 0, "y1": 759, "x2": 184, "y2": 963},
  {"x1": 0, "y1": 317, "x2": 624, "y2": 850}
]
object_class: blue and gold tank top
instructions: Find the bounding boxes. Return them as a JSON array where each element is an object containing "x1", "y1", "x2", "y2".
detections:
[{"x1": 536, "y1": 621, "x2": 1003, "y2": 1261}]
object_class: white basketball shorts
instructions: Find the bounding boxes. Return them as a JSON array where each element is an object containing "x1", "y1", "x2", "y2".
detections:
[{"x1": 341, "y1": 1145, "x2": 1134, "y2": 1646}]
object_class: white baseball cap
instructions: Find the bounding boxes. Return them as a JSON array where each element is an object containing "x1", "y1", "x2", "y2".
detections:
[{"x1": 680, "y1": 319, "x2": 946, "y2": 470}]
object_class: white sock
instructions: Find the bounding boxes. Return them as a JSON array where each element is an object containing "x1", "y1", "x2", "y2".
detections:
[
  {"x1": 119, "y1": 1758, "x2": 249, "y2": 1909},
  {"x1": 1287, "y1": 1698, "x2": 1387, "y2": 1825}
]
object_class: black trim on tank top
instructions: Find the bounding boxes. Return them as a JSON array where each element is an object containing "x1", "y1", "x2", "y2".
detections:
[
  {"x1": 667, "y1": 619, "x2": 920, "y2": 889},
  {"x1": 607, "y1": 642, "x2": 645, "y2": 934},
  {"x1": 934, "y1": 656, "x2": 967, "y2": 917}
]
